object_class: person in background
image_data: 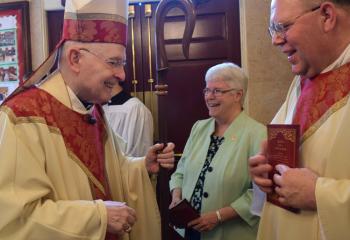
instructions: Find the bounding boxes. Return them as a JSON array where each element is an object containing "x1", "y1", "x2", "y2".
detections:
[
  {"x1": 249, "y1": 0, "x2": 350, "y2": 240},
  {"x1": 104, "y1": 82, "x2": 153, "y2": 157},
  {"x1": 0, "y1": 0, "x2": 174, "y2": 239},
  {"x1": 169, "y1": 62, "x2": 266, "y2": 240}
]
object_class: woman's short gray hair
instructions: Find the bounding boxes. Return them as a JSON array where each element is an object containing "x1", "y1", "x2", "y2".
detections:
[{"x1": 205, "y1": 62, "x2": 248, "y2": 106}]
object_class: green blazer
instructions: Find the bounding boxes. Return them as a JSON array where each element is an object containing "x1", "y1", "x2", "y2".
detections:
[{"x1": 170, "y1": 112, "x2": 266, "y2": 240}]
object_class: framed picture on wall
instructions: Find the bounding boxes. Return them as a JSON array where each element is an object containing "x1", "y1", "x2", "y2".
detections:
[
  {"x1": 0, "y1": 1, "x2": 31, "y2": 102},
  {"x1": 0, "y1": 86, "x2": 8, "y2": 104}
]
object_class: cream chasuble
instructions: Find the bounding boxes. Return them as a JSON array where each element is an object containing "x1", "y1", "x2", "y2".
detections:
[
  {"x1": 0, "y1": 72, "x2": 160, "y2": 240},
  {"x1": 257, "y1": 44, "x2": 350, "y2": 240}
]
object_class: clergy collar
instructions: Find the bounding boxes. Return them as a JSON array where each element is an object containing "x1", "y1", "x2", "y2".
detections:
[
  {"x1": 108, "y1": 90, "x2": 133, "y2": 105},
  {"x1": 80, "y1": 99, "x2": 94, "y2": 110}
]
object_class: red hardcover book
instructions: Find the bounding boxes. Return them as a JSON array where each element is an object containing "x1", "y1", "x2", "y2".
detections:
[
  {"x1": 267, "y1": 124, "x2": 300, "y2": 213},
  {"x1": 169, "y1": 199, "x2": 200, "y2": 228}
]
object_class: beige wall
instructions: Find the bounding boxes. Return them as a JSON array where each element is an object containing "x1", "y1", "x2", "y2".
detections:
[{"x1": 241, "y1": 0, "x2": 294, "y2": 124}]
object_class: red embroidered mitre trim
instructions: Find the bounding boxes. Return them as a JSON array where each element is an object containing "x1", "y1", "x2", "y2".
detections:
[
  {"x1": 62, "y1": 12, "x2": 127, "y2": 46},
  {"x1": 62, "y1": 19, "x2": 127, "y2": 46}
]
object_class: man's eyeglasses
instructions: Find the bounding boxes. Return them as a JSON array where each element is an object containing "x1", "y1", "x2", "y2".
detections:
[
  {"x1": 79, "y1": 48, "x2": 126, "y2": 69},
  {"x1": 268, "y1": 5, "x2": 321, "y2": 39},
  {"x1": 203, "y1": 88, "x2": 241, "y2": 97}
]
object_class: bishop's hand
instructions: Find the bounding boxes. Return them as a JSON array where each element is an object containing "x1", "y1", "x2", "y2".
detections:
[{"x1": 145, "y1": 142, "x2": 175, "y2": 174}]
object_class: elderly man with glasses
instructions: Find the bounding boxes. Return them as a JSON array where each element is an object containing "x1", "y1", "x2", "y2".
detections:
[{"x1": 249, "y1": 1, "x2": 350, "y2": 240}]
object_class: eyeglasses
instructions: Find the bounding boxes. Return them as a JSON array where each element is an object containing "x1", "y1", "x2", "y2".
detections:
[
  {"x1": 79, "y1": 48, "x2": 126, "y2": 69},
  {"x1": 268, "y1": 5, "x2": 320, "y2": 39},
  {"x1": 203, "y1": 88, "x2": 241, "y2": 97}
]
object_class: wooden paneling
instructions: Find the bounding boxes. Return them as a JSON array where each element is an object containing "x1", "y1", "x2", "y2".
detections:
[
  {"x1": 46, "y1": 10, "x2": 64, "y2": 52},
  {"x1": 156, "y1": 1, "x2": 241, "y2": 239},
  {"x1": 165, "y1": 41, "x2": 228, "y2": 60},
  {"x1": 164, "y1": 14, "x2": 226, "y2": 40},
  {"x1": 158, "y1": 0, "x2": 241, "y2": 153}
]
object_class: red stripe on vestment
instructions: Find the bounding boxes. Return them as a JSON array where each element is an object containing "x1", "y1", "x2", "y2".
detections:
[{"x1": 293, "y1": 62, "x2": 350, "y2": 138}]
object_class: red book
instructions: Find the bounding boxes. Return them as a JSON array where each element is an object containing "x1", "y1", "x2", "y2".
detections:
[
  {"x1": 267, "y1": 124, "x2": 300, "y2": 213},
  {"x1": 169, "y1": 199, "x2": 200, "y2": 228}
]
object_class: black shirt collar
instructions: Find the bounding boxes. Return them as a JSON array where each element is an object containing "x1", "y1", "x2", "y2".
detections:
[{"x1": 108, "y1": 90, "x2": 133, "y2": 105}]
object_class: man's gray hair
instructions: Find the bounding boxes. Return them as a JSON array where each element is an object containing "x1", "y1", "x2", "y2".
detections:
[
  {"x1": 205, "y1": 62, "x2": 247, "y2": 106},
  {"x1": 317, "y1": 0, "x2": 350, "y2": 6},
  {"x1": 328, "y1": 0, "x2": 350, "y2": 5}
]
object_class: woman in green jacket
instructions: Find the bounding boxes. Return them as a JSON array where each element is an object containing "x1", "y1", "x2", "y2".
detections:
[{"x1": 169, "y1": 62, "x2": 266, "y2": 240}]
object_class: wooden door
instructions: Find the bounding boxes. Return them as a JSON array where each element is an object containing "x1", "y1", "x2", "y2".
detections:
[
  {"x1": 157, "y1": 0, "x2": 241, "y2": 152},
  {"x1": 156, "y1": 1, "x2": 241, "y2": 239}
]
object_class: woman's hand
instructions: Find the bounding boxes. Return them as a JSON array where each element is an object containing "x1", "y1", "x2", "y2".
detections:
[
  {"x1": 187, "y1": 211, "x2": 219, "y2": 232},
  {"x1": 169, "y1": 188, "x2": 182, "y2": 209}
]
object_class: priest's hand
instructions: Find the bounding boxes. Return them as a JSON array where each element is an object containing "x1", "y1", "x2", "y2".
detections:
[
  {"x1": 188, "y1": 212, "x2": 219, "y2": 232},
  {"x1": 145, "y1": 142, "x2": 175, "y2": 174},
  {"x1": 105, "y1": 201, "x2": 137, "y2": 236},
  {"x1": 249, "y1": 140, "x2": 273, "y2": 193},
  {"x1": 273, "y1": 164, "x2": 318, "y2": 210}
]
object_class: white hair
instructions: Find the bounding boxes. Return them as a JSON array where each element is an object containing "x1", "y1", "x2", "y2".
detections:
[{"x1": 205, "y1": 62, "x2": 247, "y2": 106}]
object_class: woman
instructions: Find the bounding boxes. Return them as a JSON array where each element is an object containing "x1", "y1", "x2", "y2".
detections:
[{"x1": 169, "y1": 63, "x2": 266, "y2": 240}]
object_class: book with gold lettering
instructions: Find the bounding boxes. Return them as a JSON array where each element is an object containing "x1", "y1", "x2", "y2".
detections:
[{"x1": 267, "y1": 124, "x2": 300, "y2": 213}]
